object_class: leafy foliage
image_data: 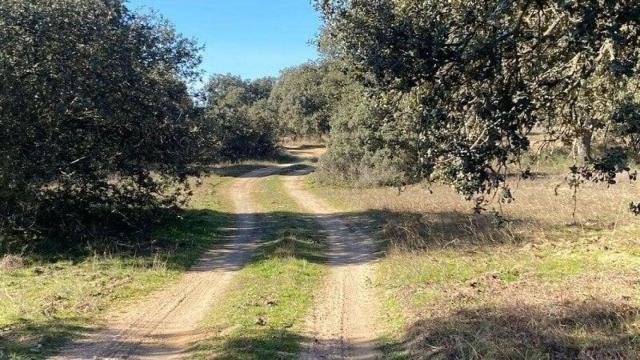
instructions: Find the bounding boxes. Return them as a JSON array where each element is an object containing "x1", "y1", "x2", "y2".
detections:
[
  {"x1": 532, "y1": 2, "x2": 640, "y2": 163},
  {"x1": 316, "y1": 0, "x2": 640, "y2": 203},
  {"x1": 200, "y1": 74, "x2": 279, "y2": 161},
  {"x1": 0, "y1": 0, "x2": 202, "y2": 250},
  {"x1": 612, "y1": 83, "x2": 640, "y2": 157},
  {"x1": 270, "y1": 61, "x2": 352, "y2": 139},
  {"x1": 318, "y1": 88, "x2": 418, "y2": 186}
]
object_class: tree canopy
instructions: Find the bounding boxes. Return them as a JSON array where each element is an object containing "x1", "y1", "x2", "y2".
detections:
[
  {"x1": 3, "y1": 0, "x2": 640, "y2": 249},
  {"x1": 270, "y1": 61, "x2": 357, "y2": 139},
  {"x1": 316, "y1": 0, "x2": 640, "y2": 205},
  {"x1": 200, "y1": 74, "x2": 279, "y2": 161},
  {"x1": 0, "y1": 0, "x2": 202, "y2": 248}
]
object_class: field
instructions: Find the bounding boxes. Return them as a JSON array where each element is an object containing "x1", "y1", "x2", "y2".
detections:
[{"x1": 308, "y1": 151, "x2": 640, "y2": 359}]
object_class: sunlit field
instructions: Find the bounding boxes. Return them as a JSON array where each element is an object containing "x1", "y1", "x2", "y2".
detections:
[{"x1": 309, "y1": 151, "x2": 640, "y2": 359}]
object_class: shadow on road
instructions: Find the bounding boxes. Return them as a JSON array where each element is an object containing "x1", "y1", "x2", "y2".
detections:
[{"x1": 191, "y1": 329, "x2": 381, "y2": 360}]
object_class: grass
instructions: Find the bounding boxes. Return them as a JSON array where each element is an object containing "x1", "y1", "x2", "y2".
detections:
[
  {"x1": 191, "y1": 169, "x2": 327, "y2": 359},
  {"x1": 0, "y1": 170, "x2": 238, "y2": 359},
  {"x1": 306, "y1": 150, "x2": 640, "y2": 359}
]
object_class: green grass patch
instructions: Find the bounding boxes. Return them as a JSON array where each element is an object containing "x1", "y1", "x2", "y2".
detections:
[
  {"x1": 377, "y1": 239, "x2": 640, "y2": 290},
  {"x1": 373, "y1": 231, "x2": 640, "y2": 358},
  {"x1": 378, "y1": 295, "x2": 410, "y2": 360},
  {"x1": 191, "y1": 171, "x2": 327, "y2": 359},
  {"x1": 0, "y1": 175, "x2": 235, "y2": 359}
]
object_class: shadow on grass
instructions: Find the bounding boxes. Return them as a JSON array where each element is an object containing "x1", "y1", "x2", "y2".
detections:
[
  {"x1": 388, "y1": 300, "x2": 640, "y2": 359},
  {"x1": 0, "y1": 318, "x2": 90, "y2": 359},
  {"x1": 206, "y1": 162, "x2": 314, "y2": 179},
  {"x1": 250, "y1": 211, "x2": 327, "y2": 264},
  {"x1": 191, "y1": 328, "x2": 303, "y2": 360},
  {"x1": 336, "y1": 208, "x2": 537, "y2": 252},
  {"x1": 14, "y1": 208, "x2": 235, "y2": 270}
]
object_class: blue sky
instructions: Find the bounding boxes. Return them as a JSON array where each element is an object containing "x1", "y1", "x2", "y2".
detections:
[{"x1": 127, "y1": 0, "x2": 322, "y2": 80}]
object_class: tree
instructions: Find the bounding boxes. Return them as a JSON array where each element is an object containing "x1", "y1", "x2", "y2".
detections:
[
  {"x1": 316, "y1": 0, "x2": 640, "y2": 205},
  {"x1": 529, "y1": 2, "x2": 640, "y2": 164},
  {"x1": 613, "y1": 80, "x2": 640, "y2": 157},
  {"x1": 270, "y1": 62, "x2": 339, "y2": 139},
  {"x1": 0, "y1": 0, "x2": 202, "y2": 248},
  {"x1": 201, "y1": 74, "x2": 278, "y2": 161}
]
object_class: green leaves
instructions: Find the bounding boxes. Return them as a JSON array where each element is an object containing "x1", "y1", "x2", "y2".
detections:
[
  {"x1": 269, "y1": 62, "x2": 333, "y2": 138},
  {"x1": 316, "y1": 0, "x2": 640, "y2": 203},
  {"x1": 0, "y1": 0, "x2": 202, "y2": 249},
  {"x1": 200, "y1": 74, "x2": 278, "y2": 161}
]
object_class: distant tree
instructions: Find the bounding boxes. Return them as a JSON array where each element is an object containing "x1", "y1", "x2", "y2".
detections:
[
  {"x1": 201, "y1": 74, "x2": 278, "y2": 161},
  {"x1": 0, "y1": 0, "x2": 202, "y2": 248},
  {"x1": 270, "y1": 62, "x2": 347, "y2": 138}
]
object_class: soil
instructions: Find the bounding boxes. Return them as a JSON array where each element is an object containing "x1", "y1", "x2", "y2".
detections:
[{"x1": 283, "y1": 171, "x2": 382, "y2": 360}]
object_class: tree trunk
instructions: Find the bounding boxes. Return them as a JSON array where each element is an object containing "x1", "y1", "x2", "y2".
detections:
[{"x1": 574, "y1": 131, "x2": 593, "y2": 163}]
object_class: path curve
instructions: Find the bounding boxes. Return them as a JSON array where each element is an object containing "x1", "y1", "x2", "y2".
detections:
[
  {"x1": 52, "y1": 165, "x2": 284, "y2": 360},
  {"x1": 283, "y1": 172, "x2": 382, "y2": 360}
]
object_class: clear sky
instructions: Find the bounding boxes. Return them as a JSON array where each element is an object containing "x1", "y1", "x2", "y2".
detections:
[{"x1": 127, "y1": 0, "x2": 322, "y2": 80}]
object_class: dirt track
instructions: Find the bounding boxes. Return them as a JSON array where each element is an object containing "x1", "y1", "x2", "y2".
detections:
[
  {"x1": 283, "y1": 172, "x2": 381, "y2": 360},
  {"x1": 52, "y1": 166, "x2": 283, "y2": 360},
  {"x1": 52, "y1": 161, "x2": 381, "y2": 360}
]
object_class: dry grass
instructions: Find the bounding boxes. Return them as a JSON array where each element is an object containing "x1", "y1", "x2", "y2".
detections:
[
  {"x1": 0, "y1": 254, "x2": 24, "y2": 271},
  {"x1": 307, "y1": 154, "x2": 640, "y2": 359},
  {"x1": 311, "y1": 161, "x2": 639, "y2": 244}
]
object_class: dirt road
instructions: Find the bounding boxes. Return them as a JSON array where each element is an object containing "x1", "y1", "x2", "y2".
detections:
[
  {"x1": 52, "y1": 166, "x2": 283, "y2": 360},
  {"x1": 283, "y1": 171, "x2": 381, "y2": 360}
]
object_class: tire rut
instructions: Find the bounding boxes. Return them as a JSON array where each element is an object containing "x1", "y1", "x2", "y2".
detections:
[
  {"x1": 282, "y1": 173, "x2": 381, "y2": 360},
  {"x1": 51, "y1": 165, "x2": 284, "y2": 360}
]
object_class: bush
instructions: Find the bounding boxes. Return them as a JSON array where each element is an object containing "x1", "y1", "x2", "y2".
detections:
[{"x1": 318, "y1": 89, "x2": 416, "y2": 186}]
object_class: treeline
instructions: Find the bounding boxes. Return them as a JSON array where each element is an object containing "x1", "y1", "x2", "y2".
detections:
[
  {"x1": 201, "y1": 61, "x2": 358, "y2": 157},
  {"x1": 0, "y1": 0, "x2": 361, "y2": 251},
  {"x1": 3, "y1": 0, "x2": 640, "y2": 250}
]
